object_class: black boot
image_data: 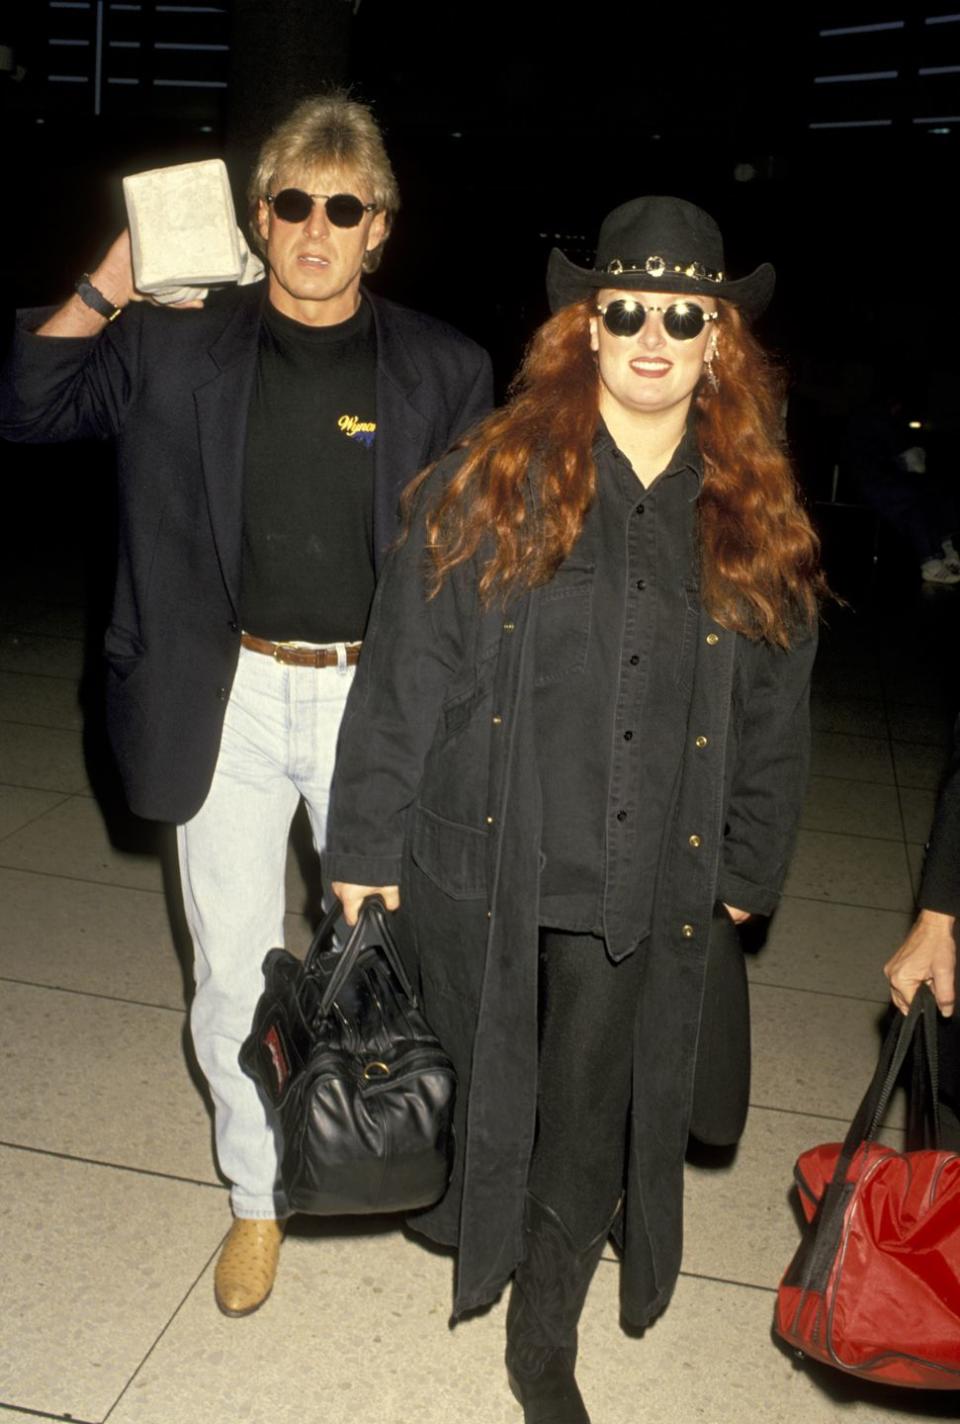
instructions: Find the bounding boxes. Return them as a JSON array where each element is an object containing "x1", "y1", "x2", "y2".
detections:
[{"x1": 504, "y1": 1194, "x2": 613, "y2": 1424}]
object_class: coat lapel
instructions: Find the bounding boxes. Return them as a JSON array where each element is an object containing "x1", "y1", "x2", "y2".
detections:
[
  {"x1": 194, "y1": 288, "x2": 263, "y2": 613},
  {"x1": 369, "y1": 294, "x2": 431, "y2": 566}
]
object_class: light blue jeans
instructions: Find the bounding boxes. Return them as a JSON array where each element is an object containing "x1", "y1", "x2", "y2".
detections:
[{"x1": 177, "y1": 643, "x2": 355, "y2": 1219}]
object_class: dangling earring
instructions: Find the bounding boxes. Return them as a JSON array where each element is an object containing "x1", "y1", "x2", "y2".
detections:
[{"x1": 704, "y1": 346, "x2": 719, "y2": 393}]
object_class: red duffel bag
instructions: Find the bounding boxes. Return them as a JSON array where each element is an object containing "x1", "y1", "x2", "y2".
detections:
[{"x1": 775, "y1": 986, "x2": 960, "y2": 1389}]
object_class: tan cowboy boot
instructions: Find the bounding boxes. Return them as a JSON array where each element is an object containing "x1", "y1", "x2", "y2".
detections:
[{"x1": 214, "y1": 1218, "x2": 285, "y2": 1317}]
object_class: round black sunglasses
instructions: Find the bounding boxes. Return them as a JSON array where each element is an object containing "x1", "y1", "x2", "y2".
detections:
[
  {"x1": 266, "y1": 189, "x2": 378, "y2": 228},
  {"x1": 596, "y1": 298, "x2": 718, "y2": 341}
]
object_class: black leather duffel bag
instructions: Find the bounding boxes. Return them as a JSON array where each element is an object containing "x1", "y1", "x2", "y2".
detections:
[{"x1": 240, "y1": 895, "x2": 456, "y2": 1215}]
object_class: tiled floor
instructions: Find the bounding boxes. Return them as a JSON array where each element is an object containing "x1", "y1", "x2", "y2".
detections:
[{"x1": 2, "y1": 548, "x2": 959, "y2": 1424}]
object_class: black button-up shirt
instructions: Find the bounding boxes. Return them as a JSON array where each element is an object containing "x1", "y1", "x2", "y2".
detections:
[{"x1": 536, "y1": 423, "x2": 702, "y2": 959}]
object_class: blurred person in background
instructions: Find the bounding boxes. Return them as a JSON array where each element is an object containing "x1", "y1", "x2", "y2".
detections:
[{"x1": 846, "y1": 384, "x2": 960, "y2": 585}]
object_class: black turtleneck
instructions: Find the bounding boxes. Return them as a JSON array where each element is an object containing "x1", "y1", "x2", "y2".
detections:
[{"x1": 240, "y1": 297, "x2": 377, "y2": 642}]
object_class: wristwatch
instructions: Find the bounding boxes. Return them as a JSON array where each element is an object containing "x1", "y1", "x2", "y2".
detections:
[{"x1": 75, "y1": 275, "x2": 123, "y2": 323}]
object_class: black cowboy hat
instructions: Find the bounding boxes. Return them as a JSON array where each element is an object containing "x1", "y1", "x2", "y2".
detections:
[{"x1": 547, "y1": 195, "x2": 775, "y2": 319}]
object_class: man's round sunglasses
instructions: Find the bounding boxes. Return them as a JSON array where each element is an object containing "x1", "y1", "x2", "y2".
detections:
[
  {"x1": 596, "y1": 298, "x2": 719, "y2": 341},
  {"x1": 266, "y1": 189, "x2": 378, "y2": 228}
]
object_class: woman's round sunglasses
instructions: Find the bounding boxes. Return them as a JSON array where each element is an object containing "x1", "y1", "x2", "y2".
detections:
[
  {"x1": 596, "y1": 298, "x2": 718, "y2": 342},
  {"x1": 266, "y1": 189, "x2": 378, "y2": 228}
]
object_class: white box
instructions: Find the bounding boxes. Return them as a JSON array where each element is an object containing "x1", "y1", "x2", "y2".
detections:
[{"x1": 123, "y1": 158, "x2": 244, "y2": 295}]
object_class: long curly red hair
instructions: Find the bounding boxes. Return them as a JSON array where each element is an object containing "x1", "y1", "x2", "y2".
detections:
[{"x1": 404, "y1": 296, "x2": 824, "y2": 647}]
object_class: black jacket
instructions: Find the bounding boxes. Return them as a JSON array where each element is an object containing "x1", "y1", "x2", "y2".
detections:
[
  {"x1": 918, "y1": 715, "x2": 960, "y2": 1120},
  {"x1": 325, "y1": 456, "x2": 817, "y2": 1322},
  {"x1": 0, "y1": 284, "x2": 493, "y2": 822},
  {"x1": 920, "y1": 714, "x2": 960, "y2": 917}
]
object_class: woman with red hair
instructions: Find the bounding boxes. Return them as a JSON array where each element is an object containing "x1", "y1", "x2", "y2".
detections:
[{"x1": 325, "y1": 196, "x2": 823, "y2": 1423}]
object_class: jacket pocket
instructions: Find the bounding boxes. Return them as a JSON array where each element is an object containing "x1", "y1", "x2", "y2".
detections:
[
  {"x1": 410, "y1": 805, "x2": 488, "y2": 900},
  {"x1": 534, "y1": 561, "x2": 595, "y2": 686},
  {"x1": 103, "y1": 626, "x2": 145, "y2": 681},
  {"x1": 440, "y1": 667, "x2": 494, "y2": 739},
  {"x1": 418, "y1": 675, "x2": 493, "y2": 830}
]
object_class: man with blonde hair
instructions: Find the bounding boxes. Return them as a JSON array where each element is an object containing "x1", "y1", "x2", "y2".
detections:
[
  {"x1": 248, "y1": 92, "x2": 400, "y2": 274},
  {"x1": 0, "y1": 91, "x2": 492, "y2": 1316}
]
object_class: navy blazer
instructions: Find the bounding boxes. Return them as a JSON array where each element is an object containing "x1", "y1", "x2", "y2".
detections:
[{"x1": 0, "y1": 282, "x2": 493, "y2": 822}]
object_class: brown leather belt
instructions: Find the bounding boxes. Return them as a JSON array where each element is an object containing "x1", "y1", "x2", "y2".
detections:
[{"x1": 240, "y1": 633, "x2": 362, "y2": 668}]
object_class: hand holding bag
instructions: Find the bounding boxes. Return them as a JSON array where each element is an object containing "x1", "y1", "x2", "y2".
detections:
[
  {"x1": 240, "y1": 895, "x2": 456, "y2": 1216},
  {"x1": 775, "y1": 986, "x2": 960, "y2": 1389}
]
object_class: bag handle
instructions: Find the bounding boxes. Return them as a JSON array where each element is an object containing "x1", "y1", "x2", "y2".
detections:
[
  {"x1": 303, "y1": 894, "x2": 417, "y2": 1014},
  {"x1": 833, "y1": 984, "x2": 940, "y2": 1186},
  {"x1": 301, "y1": 897, "x2": 344, "y2": 973},
  {"x1": 796, "y1": 986, "x2": 941, "y2": 1294},
  {"x1": 907, "y1": 1010, "x2": 941, "y2": 1150},
  {"x1": 866, "y1": 984, "x2": 939, "y2": 1144}
]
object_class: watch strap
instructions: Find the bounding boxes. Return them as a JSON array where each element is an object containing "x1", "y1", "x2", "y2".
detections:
[{"x1": 75, "y1": 275, "x2": 122, "y2": 322}]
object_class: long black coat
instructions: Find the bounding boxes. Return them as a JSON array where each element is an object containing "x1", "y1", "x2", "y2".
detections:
[
  {"x1": 0, "y1": 285, "x2": 493, "y2": 823},
  {"x1": 326, "y1": 458, "x2": 817, "y2": 1325}
]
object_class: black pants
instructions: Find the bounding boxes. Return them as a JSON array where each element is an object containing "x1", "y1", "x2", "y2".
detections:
[{"x1": 527, "y1": 930, "x2": 644, "y2": 1250}]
